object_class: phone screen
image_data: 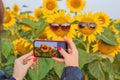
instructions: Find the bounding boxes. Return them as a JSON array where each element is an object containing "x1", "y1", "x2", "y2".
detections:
[{"x1": 33, "y1": 40, "x2": 67, "y2": 58}]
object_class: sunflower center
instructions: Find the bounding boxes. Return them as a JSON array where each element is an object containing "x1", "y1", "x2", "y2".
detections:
[
  {"x1": 52, "y1": 18, "x2": 69, "y2": 36},
  {"x1": 46, "y1": 1, "x2": 56, "y2": 10},
  {"x1": 40, "y1": 44, "x2": 49, "y2": 52},
  {"x1": 98, "y1": 16, "x2": 105, "y2": 25},
  {"x1": 54, "y1": 17, "x2": 67, "y2": 24},
  {"x1": 79, "y1": 26, "x2": 96, "y2": 35},
  {"x1": 70, "y1": 0, "x2": 81, "y2": 8},
  {"x1": 98, "y1": 41, "x2": 118, "y2": 54},
  {"x1": 3, "y1": 11, "x2": 11, "y2": 23},
  {"x1": 16, "y1": 45, "x2": 27, "y2": 54}
]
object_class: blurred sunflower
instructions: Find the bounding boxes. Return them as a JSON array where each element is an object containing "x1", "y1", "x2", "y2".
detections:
[
  {"x1": 33, "y1": 8, "x2": 42, "y2": 20},
  {"x1": 45, "y1": 10, "x2": 76, "y2": 40},
  {"x1": 114, "y1": 19, "x2": 120, "y2": 24},
  {"x1": 75, "y1": 12, "x2": 103, "y2": 43},
  {"x1": 66, "y1": 0, "x2": 86, "y2": 12},
  {"x1": 2, "y1": 9, "x2": 16, "y2": 30},
  {"x1": 18, "y1": 13, "x2": 35, "y2": 21},
  {"x1": 93, "y1": 40, "x2": 120, "y2": 57},
  {"x1": 94, "y1": 12, "x2": 110, "y2": 27},
  {"x1": 43, "y1": 0, "x2": 58, "y2": 14},
  {"x1": 109, "y1": 19, "x2": 120, "y2": 35},
  {"x1": 110, "y1": 25, "x2": 119, "y2": 35},
  {"x1": 12, "y1": 4, "x2": 20, "y2": 16},
  {"x1": 12, "y1": 38, "x2": 33, "y2": 56}
]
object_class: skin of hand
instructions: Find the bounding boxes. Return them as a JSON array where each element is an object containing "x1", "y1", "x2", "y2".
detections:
[
  {"x1": 13, "y1": 51, "x2": 37, "y2": 80},
  {"x1": 52, "y1": 37, "x2": 79, "y2": 67}
]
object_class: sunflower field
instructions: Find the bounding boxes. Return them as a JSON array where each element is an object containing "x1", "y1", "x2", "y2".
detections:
[{"x1": 1, "y1": 0, "x2": 120, "y2": 80}]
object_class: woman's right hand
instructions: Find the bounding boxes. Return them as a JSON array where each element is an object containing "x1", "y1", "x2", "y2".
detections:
[{"x1": 52, "y1": 37, "x2": 79, "y2": 67}]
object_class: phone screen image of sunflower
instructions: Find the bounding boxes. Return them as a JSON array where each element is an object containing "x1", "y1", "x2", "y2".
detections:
[{"x1": 33, "y1": 40, "x2": 66, "y2": 58}]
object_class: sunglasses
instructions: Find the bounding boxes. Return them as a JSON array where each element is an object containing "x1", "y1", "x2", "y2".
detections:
[
  {"x1": 78, "y1": 22, "x2": 97, "y2": 29},
  {"x1": 49, "y1": 23, "x2": 71, "y2": 31}
]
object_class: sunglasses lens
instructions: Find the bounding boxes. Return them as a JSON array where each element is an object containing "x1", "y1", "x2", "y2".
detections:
[
  {"x1": 50, "y1": 23, "x2": 59, "y2": 31},
  {"x1": 78, "y1": 22, "x2": 86, "y2": 28},
  {"x1": 88, "y1": 23, "x2": 96, "y2": 29},
  {"x1": 61, "y1": 23, "x2": 70, "y2": 31}
]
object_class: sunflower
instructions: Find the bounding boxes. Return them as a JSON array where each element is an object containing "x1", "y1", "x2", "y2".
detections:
[
  {"x1": 75, "y1": 12, "x2": 103, "y2": 43},
  {"x1": 33, "y1": 8, "x2": 42, "y2": 20},
  {"x1": 12, "y1": 4, "x2": 20, "y2": 15},
  {"x1": 40, "y1": 44, "x2": 49, "y2": 52},
  {"x1": 12, "y1": 38, "x2": 33, "y2": 56},
  {"x1": 94, "y1": 12, "x2": 110, "y2": 27},
  {"x1": 109, "y1": 19, "x2": 120, "y2": 35},
  {"x1": 3, "y1": 9, "x2": 16, "y2": 30},
  {"x1": 110, "y1": 25, "x2": 119, "y2": 35},
  {"x1": 18, "y1": 13, "x2": 35, "y2": 21},
  {"x1": 45, "y1": 10, "x2": 76, "y2": 40},
  {"x1": 43, "y1": 0, "x2": 58, "y2": 14},
  {"x1": 93, "y1": 40, "x2": 120, "y2": 57},
  {"x1": 66, "y1": 0, "x2": 86, "y2": 12},
  {"x1": 114, "y1": 19, "x2": 120, "y2": 24}
]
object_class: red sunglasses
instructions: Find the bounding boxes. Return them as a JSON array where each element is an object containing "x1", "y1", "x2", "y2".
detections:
[
  {"x1": 49, "y1": 23, "x2": 71, "y2": 31},
  {"x1": 78, "y1": 22, "x2": 97, "y2": 29}
]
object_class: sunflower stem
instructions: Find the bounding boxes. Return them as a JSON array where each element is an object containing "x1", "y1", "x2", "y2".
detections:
[
  {"x1": 86, "y1": 43, "x2": 90, "y2": 53},
  {"x1": 74, "y1": 12, "x2": 77, "y2": 15}
]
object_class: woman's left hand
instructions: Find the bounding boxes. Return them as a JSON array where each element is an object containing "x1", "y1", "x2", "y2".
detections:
[{"x1": 13, "y1": 51, "x2": 37, "y2": 80}]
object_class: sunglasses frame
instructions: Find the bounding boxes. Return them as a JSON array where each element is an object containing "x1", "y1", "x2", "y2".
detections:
[
  {"x1": 49, "y1": 22, "x2": 71, "y2": 31},
  {"x1": 78, "y1": 22, "x2": 97, "y2": 29}
]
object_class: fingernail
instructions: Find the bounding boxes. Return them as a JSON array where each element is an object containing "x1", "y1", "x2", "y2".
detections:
[
  {"x1": 33, "y1": 57, "x2": 37, "y2": 62},
  {"x1": 56, "y1": 46, "x2": 61, "y2": 51}
]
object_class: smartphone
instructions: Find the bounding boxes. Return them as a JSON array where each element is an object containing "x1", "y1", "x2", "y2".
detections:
[{"x1": 33, "y1": 40, "x2": 68, "y2": 58}]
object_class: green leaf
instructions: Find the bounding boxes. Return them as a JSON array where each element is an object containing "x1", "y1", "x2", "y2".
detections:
[
  {"x1": 78, "y1": 49, "x2": 90, "y2": 68},
  {"x1": 1, "y1": 30, "x2": 11, "y2": 38},
  {"x1": 34, "y1": 18, "x2": 47, "y2": 38},
  {"x1": 113, "y1": 53, "x2": 120, "y2": 79},
  {"x1": 98, "y1": 28, "x2": 118, "y2": 46},
  {"x1": 28, "y1": 58, "x2": 54, "y2": 80},
  {"x1": 114, "y1": 53, "x2": 120, "y2": 61},
  {"x1": 78, "y1": 49, "x2": 102, "y2": 68},
  {"x1": 88, "y1": 61, "x2": 105, "y2": 80},
  {"x1": 4, "y1": 66, "x2": 13, "y2": 76},
  {"x1": 115, "y1": 24, "x2": 120, "y2": 30},
  {"x1": 101, "y1": 58, "x2": 113, "y2": 74},
  {"x1": 5, "y1": 55, "x2": 16, "y2": 65},
  {"x1": 54, "y1": 62, "x2": 64, "y2": 78},
  {"x1": 21, "y1": 18, "x2": 38, "y2": 29},
  {"x1": 20, "y1": 11, "x2": 32, "y2": 14},
  {"x1": 22, "y1": 5, "x2": 28, "y2": 7},
  {"x1": 1, "y1": 40, "x2": 14, "y2": 58}
]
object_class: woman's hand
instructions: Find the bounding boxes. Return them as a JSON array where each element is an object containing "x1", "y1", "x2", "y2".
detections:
[
  {"x1": 52, "y1": 37, "x2": 79, "y2": 67},
  {"x1": 13, "y1": 51, "x2": 37, "y2": 80}
]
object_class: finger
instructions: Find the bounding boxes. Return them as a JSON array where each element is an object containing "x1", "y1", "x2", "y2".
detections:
[
  {"x1": 33, "y1": 57, "x2": 38, "y2": 62},
  {"x1": 23, "y1": 56, "x2": 34, "y2": 63},
  {"x1": 20, "y1": 50, "x2": 33, "y2": 60},
  {"x1": 25, "y1": 59, "x2": 34, "y2": 69},
  {"x1": 67, "y1": 48, "x2": 72, "y2": 54},
  {"x1": 30, "y1": 66, "x2": 34, "y2": 70},
  {"x1": 52, "y1": 57, "x2": 64, "y2": 62},
  {"x1": 33, "y1": 61, "x2": 38, "y2": 66},
  {"x1": 56, "y1": 46, "x2": 68, "y2": 58},
  {"x1": 64, "y1": 37, "x2": 77, "y2": 53}
]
